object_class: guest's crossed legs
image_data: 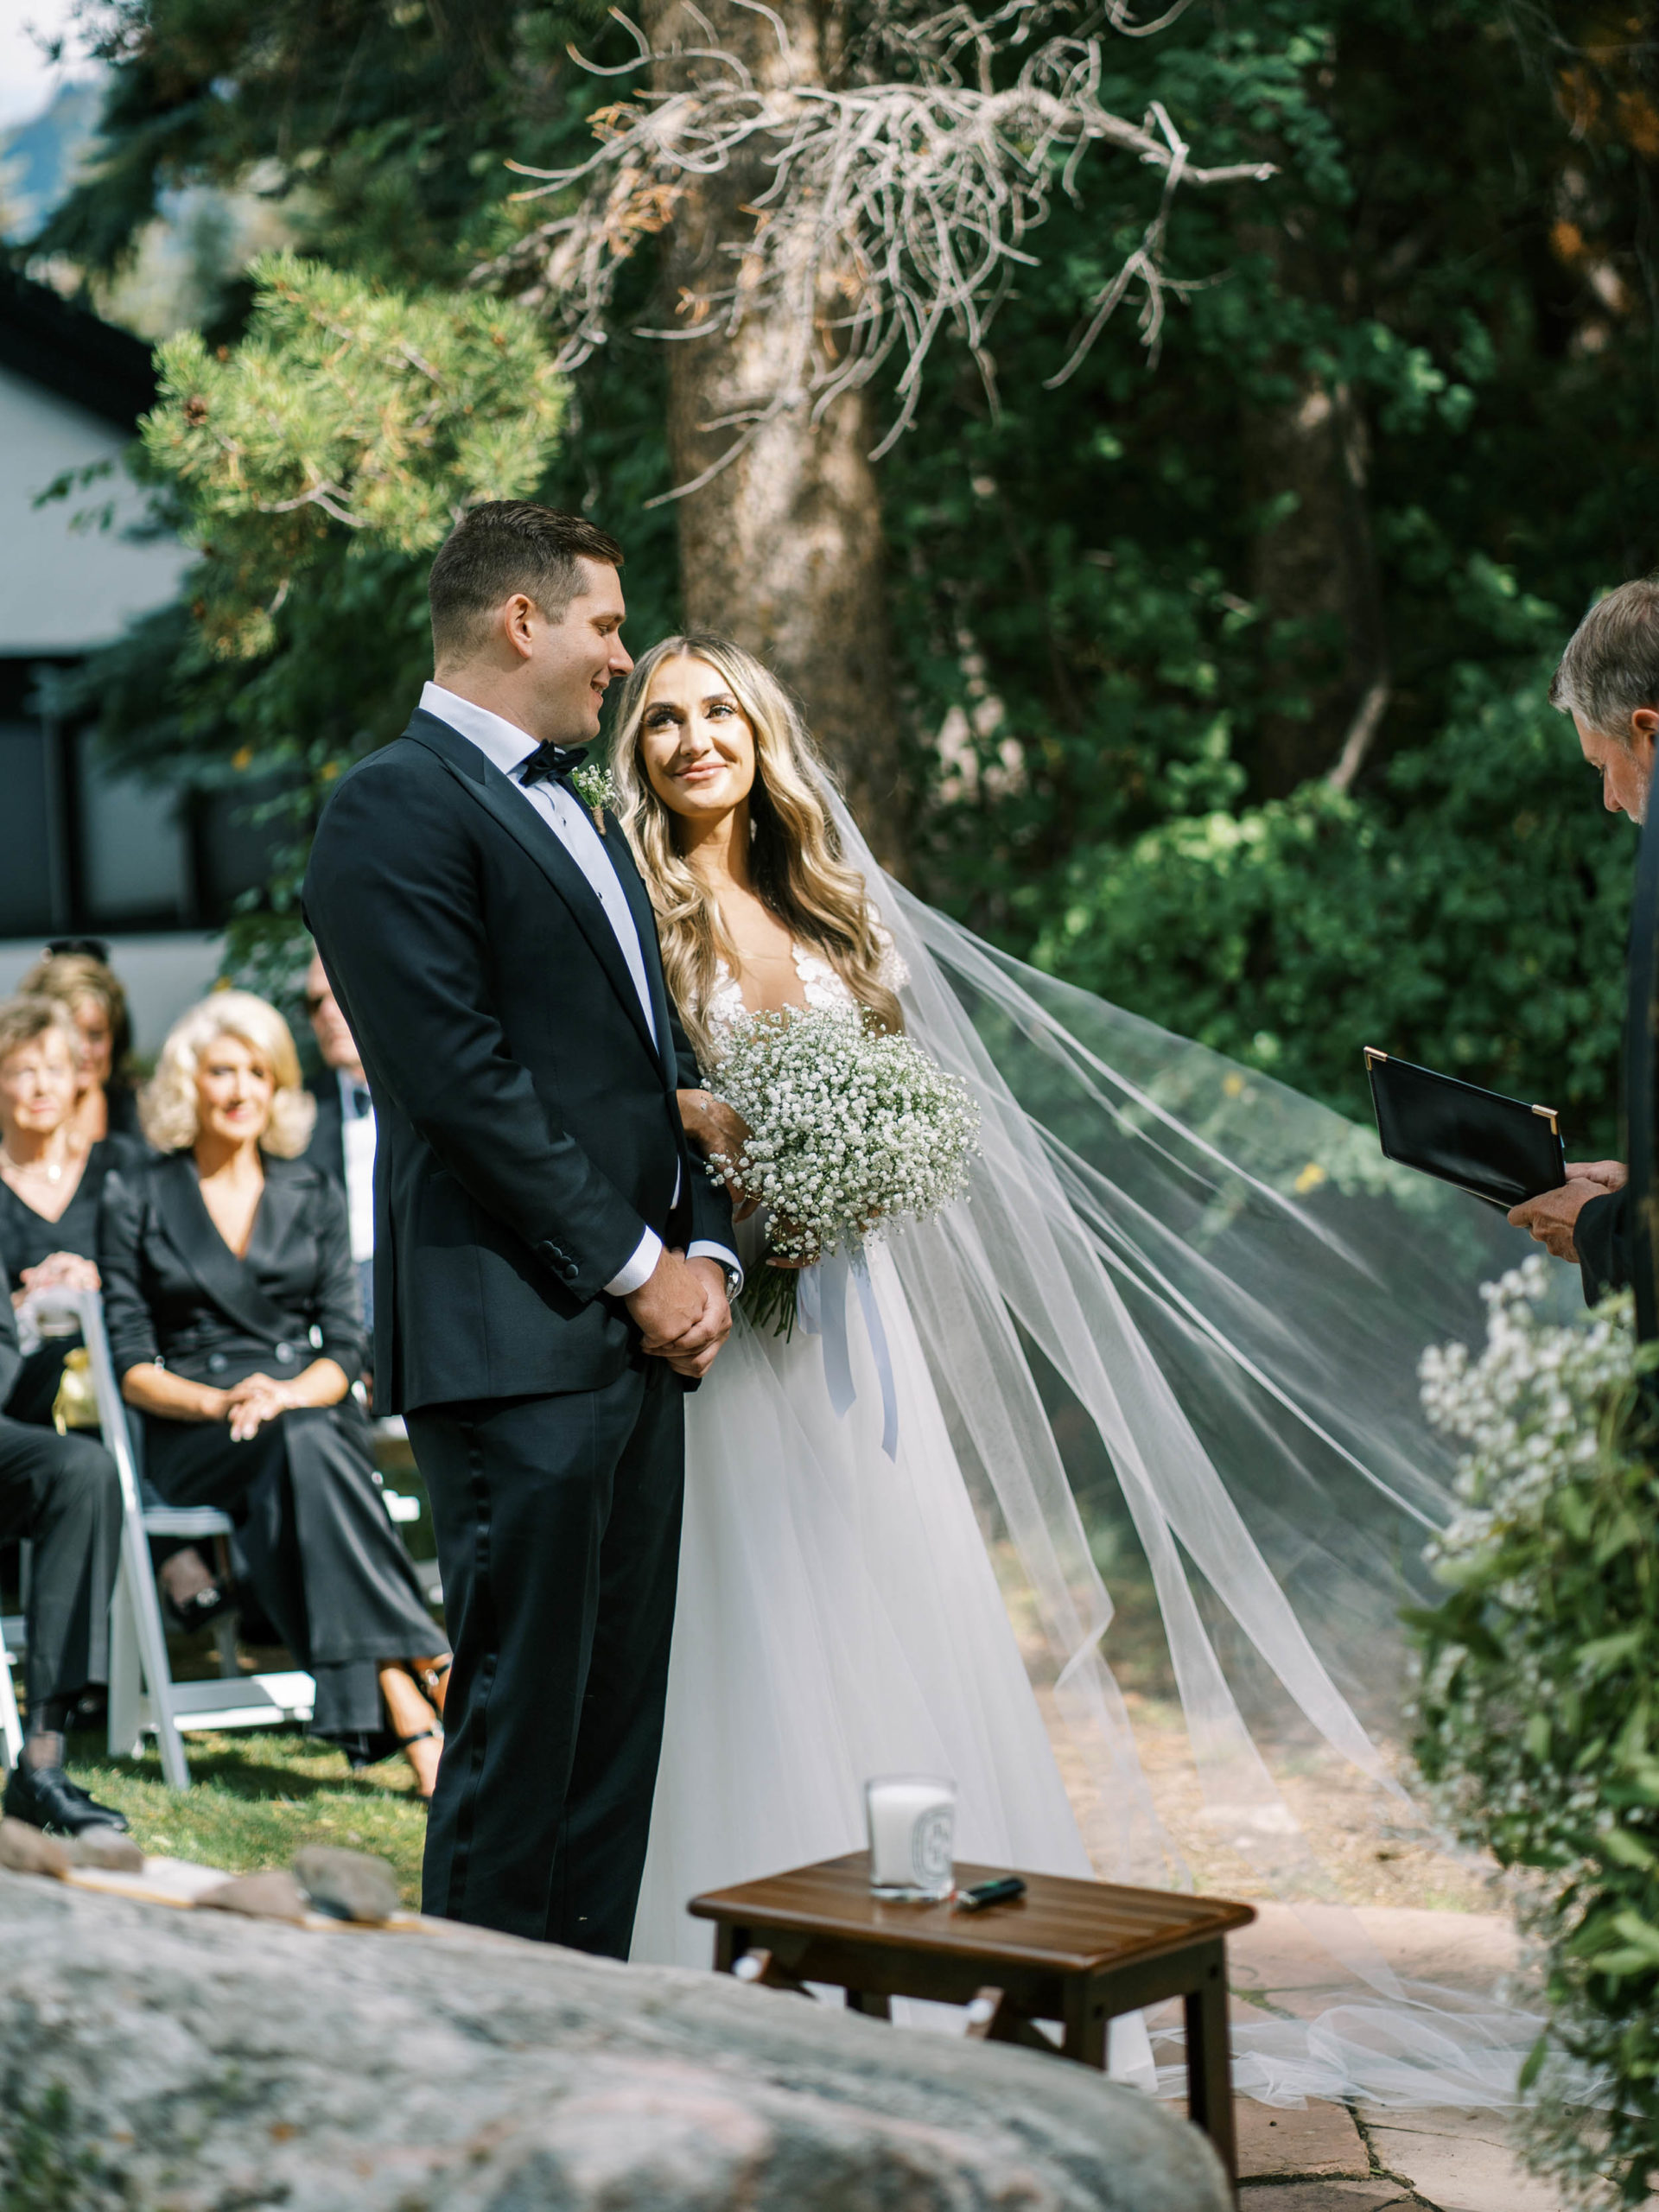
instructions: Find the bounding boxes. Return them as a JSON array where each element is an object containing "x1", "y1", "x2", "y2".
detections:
[{"x1": 408, "y1": 1361, "x2": 683, "y2": 1951}]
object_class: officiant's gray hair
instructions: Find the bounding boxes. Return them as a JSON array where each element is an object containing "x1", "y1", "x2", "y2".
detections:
[
  {"x1": 429, "y1": 501, "x2": 624, "y2": 660},
  {"x1": 611, "y1": 635, "x2": 902, "y2": 1071},
  {"x1": 1551, "y1": 575, "x2": 1659, "y2": 741}
]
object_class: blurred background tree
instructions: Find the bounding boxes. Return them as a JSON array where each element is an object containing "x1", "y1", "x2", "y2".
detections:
[{"x1": 19, "y1": 0, "x2": 1659, "y2": 1143}]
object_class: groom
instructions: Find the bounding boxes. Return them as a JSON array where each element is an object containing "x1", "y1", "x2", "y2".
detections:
[{"x1": 304, "y1": 501, "x2": 737, "y2": 1952}]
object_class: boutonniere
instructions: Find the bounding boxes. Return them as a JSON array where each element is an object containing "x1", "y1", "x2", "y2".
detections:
[{"x1": 570, "y1": 760, "x2": 620, "y2": 835}]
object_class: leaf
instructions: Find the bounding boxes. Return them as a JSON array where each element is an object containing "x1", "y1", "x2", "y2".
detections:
[
  {"x1": 1602, "y1": 1829, "x2": 1659, "y2": 1872},
  {"x1": 1517, "y1": 2031, "x2": 1549, "y2": 2094}
]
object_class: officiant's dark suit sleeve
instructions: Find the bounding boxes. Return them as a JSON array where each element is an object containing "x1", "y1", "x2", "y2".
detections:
[
  {"x1": 302, "y1": 721, "x2": 712, "y2": 1411},
  {"x1": 1578, "y1": 1188, "x2": 1630, "y2": 1307}
]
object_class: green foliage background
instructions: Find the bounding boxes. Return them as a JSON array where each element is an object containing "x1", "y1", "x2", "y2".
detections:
[{"x1": 36, "y1": 0, "x2": 1659, "y2": 1143}]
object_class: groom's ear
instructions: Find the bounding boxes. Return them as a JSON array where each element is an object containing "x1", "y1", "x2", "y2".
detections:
[{"x1": 502, "y1": 593, "x2": 541, "y2": 662}]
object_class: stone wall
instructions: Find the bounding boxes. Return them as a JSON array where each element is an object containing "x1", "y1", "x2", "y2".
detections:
[{"x1": 0, "y1": 1870, "x2": 1230, "y2": 2210}]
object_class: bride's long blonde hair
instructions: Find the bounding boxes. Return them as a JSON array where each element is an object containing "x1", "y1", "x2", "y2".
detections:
[{"x1": 611, "y1": 634, "x2": 901, "y2": 1069}]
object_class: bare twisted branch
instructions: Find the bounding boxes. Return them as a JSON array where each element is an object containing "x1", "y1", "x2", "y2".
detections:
[{"x1": 475, "y1": 1, "x2": 1271, "y2": 489}]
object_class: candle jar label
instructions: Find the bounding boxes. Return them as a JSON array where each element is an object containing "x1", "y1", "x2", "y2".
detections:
[{"x1": 865, "y1": 1774, "x2": 957, "y2": 1901}]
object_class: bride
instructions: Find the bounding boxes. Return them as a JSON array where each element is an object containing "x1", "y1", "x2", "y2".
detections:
[{"x1": 612, "y1": 631, "x2": 1544, "y2": 2108}]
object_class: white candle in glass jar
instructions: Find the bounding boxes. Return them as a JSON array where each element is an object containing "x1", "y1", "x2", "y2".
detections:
[{"x1": 865, "y1": 1774, "x2": 957, "y2": 1898}]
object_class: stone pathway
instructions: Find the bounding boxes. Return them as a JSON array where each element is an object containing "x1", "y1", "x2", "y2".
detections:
[{"x1": 1235, "y1": 2096, "x2": 1573, "y2": 2211}]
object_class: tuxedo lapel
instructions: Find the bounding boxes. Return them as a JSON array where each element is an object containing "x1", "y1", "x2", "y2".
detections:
[
  {"x1": 404, "y1": 713, "x2": 661, "y2": 1067},
  {"x1": 602, "y1": 823, "x2": 677, "y2": 1084},
  {"x1": 154, "y1": 1154, "x2": 295, "y2": 1344}
]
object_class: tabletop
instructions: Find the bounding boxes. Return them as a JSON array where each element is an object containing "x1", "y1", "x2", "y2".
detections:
[{"x1": 690, "y1": 1852, "x2": 1255, "y2": 1974}]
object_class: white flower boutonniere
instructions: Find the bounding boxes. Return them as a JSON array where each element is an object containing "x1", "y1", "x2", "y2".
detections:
[{"x1": 571, "y1": 760, "x2": 620, "y2": 833}]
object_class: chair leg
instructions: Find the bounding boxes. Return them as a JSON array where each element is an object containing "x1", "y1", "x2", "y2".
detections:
[{"x1": 0, "y1": 1625, "x2": 22, "y2": 1771}]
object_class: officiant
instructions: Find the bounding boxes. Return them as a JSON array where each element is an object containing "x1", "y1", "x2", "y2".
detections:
[{"x1": 1508, "y1": 575, "x2": 1659, "y2": 1300}]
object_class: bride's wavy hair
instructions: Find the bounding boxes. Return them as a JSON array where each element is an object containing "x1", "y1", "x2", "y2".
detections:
[{"x1": 610, "y1": 634, "x2": 901, "y2": 1069}]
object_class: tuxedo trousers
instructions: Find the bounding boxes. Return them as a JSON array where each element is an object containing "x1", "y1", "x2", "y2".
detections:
[{"x1": 408, "y1": 1361, "x2": 684, "y2": 1952}]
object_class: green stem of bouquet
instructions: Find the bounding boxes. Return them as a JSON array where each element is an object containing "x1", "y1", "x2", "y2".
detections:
[{"x1": 740, "y1": 1261, "x2": 804, "y2": 1340}]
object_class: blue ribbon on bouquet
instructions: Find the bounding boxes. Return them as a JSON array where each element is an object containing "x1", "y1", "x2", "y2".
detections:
[{"x1": 796, "y1": 1249, "x2": 899, "y2": 1460}]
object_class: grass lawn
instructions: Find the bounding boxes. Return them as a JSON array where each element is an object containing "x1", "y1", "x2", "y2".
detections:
[{"x1": 63, "y1": 1727, "x2": 430, "y2": 1905}]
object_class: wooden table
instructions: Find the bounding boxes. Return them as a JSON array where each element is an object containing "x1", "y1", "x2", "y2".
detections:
[{"x1": 690, "y1": 1851, "x2": 1255, "y2": 2187}]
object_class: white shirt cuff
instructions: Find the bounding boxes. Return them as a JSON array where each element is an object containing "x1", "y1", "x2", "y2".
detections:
[
  {"x1": 689, "y1": 1240, "x2": 743, "y2": 1295},
  {"x1": 605, "y1": 1228, "x2": 664, "y2": 1299}
]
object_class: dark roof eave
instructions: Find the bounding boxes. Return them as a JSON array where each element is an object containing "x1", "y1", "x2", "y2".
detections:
[{"x1": 0, "y1": 264, "x2": 157, "y2": 430}]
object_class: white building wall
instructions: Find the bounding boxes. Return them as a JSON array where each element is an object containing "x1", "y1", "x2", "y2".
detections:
[{"x1": 0, "y1": 362, "x2": 190, "y2": 652}]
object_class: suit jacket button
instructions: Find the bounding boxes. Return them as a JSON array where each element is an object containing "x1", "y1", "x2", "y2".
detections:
[
  {"x1": 275, "y1": 1343, "x2": 294, "y2": 1363},
  {"x1": 207, "y1": 1352, "x2": 228, "y2": 1375},
  {"x1": 564, "y1": 1264, "x2": 579, "y2": 1283}
]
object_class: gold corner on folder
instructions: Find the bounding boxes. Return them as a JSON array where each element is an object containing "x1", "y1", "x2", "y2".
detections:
[
  {"x1": 1530, "y1": 1104, "x2": 1559, "y2": 1131},
  {"x1": 1363, "y1": 1046, "x2": 1388, "y2": 1066}
]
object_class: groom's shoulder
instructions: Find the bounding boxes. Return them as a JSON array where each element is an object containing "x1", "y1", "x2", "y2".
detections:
[{"x1": 320, "y1": 709, "x2": 478, "y2": 820}]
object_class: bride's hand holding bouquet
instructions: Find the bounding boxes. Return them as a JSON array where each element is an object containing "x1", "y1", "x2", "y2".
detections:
[{"x1": 689, "y1": 1005, "x2": 979, "y2": 1332}]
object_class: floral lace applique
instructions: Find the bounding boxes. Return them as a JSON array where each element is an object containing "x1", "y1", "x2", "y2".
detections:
[{"x1": 702, "y1": 918, "x2": 909, "y2": 1062}]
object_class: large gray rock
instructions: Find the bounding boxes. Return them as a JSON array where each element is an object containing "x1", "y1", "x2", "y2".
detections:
[{"x1": 0, "y1": 1870, "x2": 1230, "y2": 2211}]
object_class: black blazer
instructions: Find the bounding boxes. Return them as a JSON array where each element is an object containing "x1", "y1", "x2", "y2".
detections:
[
  {"x1": 302, "y1": 705, "x2": 732, "y2": 1412},
  {"x1": 0, "y1": 1270, "x2": 20, "y2": 1407},
  {"x1": 99, "y1": 1151, "x2": 365, "y2": 1389},
  {"x1": 303, "y1": 1077, "x2": 347, "y2": 1190},
  {"x1": 1578, "y1": 1186, "x2": 1630, "y2": 1307}
]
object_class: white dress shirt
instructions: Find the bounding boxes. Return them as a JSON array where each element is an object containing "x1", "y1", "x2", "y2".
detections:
[
  {"x1": 337, "y1": 1068, "x2": 377, "y2": 1266},
  {"x1": 420, "y1": 682, "x2": 739, "y2": 1297}
]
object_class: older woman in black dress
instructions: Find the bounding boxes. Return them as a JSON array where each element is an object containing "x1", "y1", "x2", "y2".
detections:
[
  {"x1": 100, "y1": 990, "x2": 449, "y2": 1796},
  {"x1": 0, "y1": 995, "x2": 143, "y2": 1427}
]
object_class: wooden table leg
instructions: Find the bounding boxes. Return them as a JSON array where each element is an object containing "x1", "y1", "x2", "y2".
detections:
[
  {"x1": 1061, "y1": 1974, "x2": 1108, "y2": 2067},
  {"x1": 1183, "y1": 1941, "x2": 1236, "y2": 2191},
  {"x1": 845, "y1": 1989, "x2": 892, "y2": 2019},
  {"x1": 713, "y1": 1923, "x2": 745, "y2": 1974}
]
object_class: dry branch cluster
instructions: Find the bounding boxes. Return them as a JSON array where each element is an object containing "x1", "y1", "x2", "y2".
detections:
[{"x1": 480, "y1": 0, "x2": 1271, "y2": 482}]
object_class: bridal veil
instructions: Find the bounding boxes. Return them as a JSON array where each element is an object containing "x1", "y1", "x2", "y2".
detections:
[{"x1": 830, "y1": 798, "x2": 1559, "y2": 2108}]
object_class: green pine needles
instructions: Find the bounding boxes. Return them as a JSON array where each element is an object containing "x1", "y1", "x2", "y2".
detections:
[
  {"x1": 1411, "y1": 1260, "x2": 1659, "y2": 2206},
  {"x1": 143, "y1": 251, "x2": 565, "y2": 659}
]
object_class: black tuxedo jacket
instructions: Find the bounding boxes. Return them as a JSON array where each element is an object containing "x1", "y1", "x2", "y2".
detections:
[
  {"x1": 303, "y1": 1077, "x2": 347, "y2": 1190},
  {"x1": 302, "y1": 706, "x2": 731, "y2": 1414},
  {"x1": 1578, "y1": 1186, "x2": 1630, "y2": 1307}
]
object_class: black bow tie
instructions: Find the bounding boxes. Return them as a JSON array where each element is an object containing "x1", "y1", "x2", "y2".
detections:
[{"x1": 519, "y1": 741, "x2": 589, "y2": 788}]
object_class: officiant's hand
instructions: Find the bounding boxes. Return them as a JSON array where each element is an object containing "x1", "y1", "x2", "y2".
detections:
[
  {"x1": 626, "y1": 1249, "x2": 732, "y2": 1377},
  {"x1": 1508, "y1": 1176, "x2": 1614, "y2": 1262}
]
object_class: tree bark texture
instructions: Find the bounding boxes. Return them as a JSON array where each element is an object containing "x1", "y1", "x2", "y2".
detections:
[
  {"x1": 645, "y1": 0, "x2": 909, "y2": 868},
  {"x1": 1238, "y1": 213, "x2": 1389, "y2": 800}
]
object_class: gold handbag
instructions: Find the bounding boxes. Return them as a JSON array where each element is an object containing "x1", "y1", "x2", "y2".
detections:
[{"x1": 52, "y1": 1348, "x2": 100, "y2": 1434}]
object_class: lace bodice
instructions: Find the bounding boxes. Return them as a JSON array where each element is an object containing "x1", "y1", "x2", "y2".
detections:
[{"x1": 702, "y1": 927, "x2": 909, "y2": 1061}]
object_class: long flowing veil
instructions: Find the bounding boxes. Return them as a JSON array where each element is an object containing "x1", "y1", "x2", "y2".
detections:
[{"x1": 831, "y1": 798, "x2": 1564, "y2": 2107}]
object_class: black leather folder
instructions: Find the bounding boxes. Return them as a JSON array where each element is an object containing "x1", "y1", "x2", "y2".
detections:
[{"x1": 1363, "y1": 1047, "x2": 1567, "y2": 1211}]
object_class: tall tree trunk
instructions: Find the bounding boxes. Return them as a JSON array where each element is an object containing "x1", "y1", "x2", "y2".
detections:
[
  {"x1": 1237, "y1": 207, "x2": 1389, "y2": 801},
  {"x1": 645, "y1": 0, "x2": 908, "y2": 868}
]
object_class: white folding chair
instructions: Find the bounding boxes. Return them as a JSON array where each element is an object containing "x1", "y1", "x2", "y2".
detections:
[
  {"x1": 23, "y1": 1287, "x2": 315, "y2": 1791},
  {"x1": 0, "y1": 1609, "x2": 22, "y2": 1770}
]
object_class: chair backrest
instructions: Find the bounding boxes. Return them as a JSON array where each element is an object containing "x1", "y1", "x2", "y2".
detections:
[{"x1": 16, "y1": 1287, "x2": 147, "y2": 1529}]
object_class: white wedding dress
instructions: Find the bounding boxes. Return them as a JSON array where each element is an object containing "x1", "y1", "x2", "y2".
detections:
[
  {"x1": 628, "y1": 938, "x2": 1154, "y2": 2060},
  {"x1": 626, "y1": 804, "x2": 1554, "y2": 2112}
]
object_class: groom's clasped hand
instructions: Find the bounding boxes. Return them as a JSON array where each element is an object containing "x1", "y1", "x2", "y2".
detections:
[{"x1": 626, "y1": 1247, "x2": 732, "y2": 1379}]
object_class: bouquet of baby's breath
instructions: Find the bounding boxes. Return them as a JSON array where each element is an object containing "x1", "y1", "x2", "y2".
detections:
[
  {"x1": 1410, "y1": 1258, "x2": 1659, "y2": 2207},
  {"x1": 705, "y1": 1005, "x2": 980, "y2": 1335}
]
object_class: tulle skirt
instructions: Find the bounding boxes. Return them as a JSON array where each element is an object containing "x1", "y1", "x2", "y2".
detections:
[{"x1": 630, "y1": 1237, "x2": 1153, "y2": 2078}]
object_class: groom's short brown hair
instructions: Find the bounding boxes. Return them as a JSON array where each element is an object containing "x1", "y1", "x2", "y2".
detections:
[{"x1": 429, "y1": 501, "x2": 625, "y2": 660}]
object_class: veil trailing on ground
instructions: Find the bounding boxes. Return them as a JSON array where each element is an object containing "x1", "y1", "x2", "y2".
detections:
[{"x1": 830, "y1": 799, "x2": 1561, "y2": 2109}]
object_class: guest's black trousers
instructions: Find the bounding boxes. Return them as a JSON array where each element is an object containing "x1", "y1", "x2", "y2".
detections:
[
  {"x1": 0, "y1": 1414, "x2": 120, "y2": 1712},
  {"x1": 408, "y1": 1361, "x2": 683, "y2": 1954}
]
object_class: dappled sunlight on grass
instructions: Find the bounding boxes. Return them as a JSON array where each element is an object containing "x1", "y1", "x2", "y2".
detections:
[{"x1": 64, "y1": 1727, "x2": 429, "y2": 1905}]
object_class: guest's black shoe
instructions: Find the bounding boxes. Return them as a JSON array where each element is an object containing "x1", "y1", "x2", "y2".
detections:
[
  {"x1": 3, "y1": 1761, "x2": 130, "y2": 1835},
  {"x1": 162, "y1": 1581, "x2": 235, "y2": 1637}
]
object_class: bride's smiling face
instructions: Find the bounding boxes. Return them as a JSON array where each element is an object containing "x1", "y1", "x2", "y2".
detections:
[{"x1": 639, "y1": 655, "x2": 757, "y2": 830}]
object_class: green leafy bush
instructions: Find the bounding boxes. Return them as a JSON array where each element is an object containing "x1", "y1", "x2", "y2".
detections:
[{"x1": 1411, "y1": 1261, "x2": 1659, "y2": 2205}]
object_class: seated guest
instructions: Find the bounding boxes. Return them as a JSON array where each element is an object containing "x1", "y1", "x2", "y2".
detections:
[
  {"x1": 100, "y1": 991, "x2": 451, "y2": 1796},
  {"x1": 301, "y1": 946, "x2": 378, "y2": 1344},
  {"x1": 21, "y1": 944, "x2": 143, "y2": 1148},
  {"x1": 0, "y1": 1272, "x2": 127, "y2": 1834},
  {"x1": 0, "y1": 995, "x2": 128, "y2": 1427}
]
